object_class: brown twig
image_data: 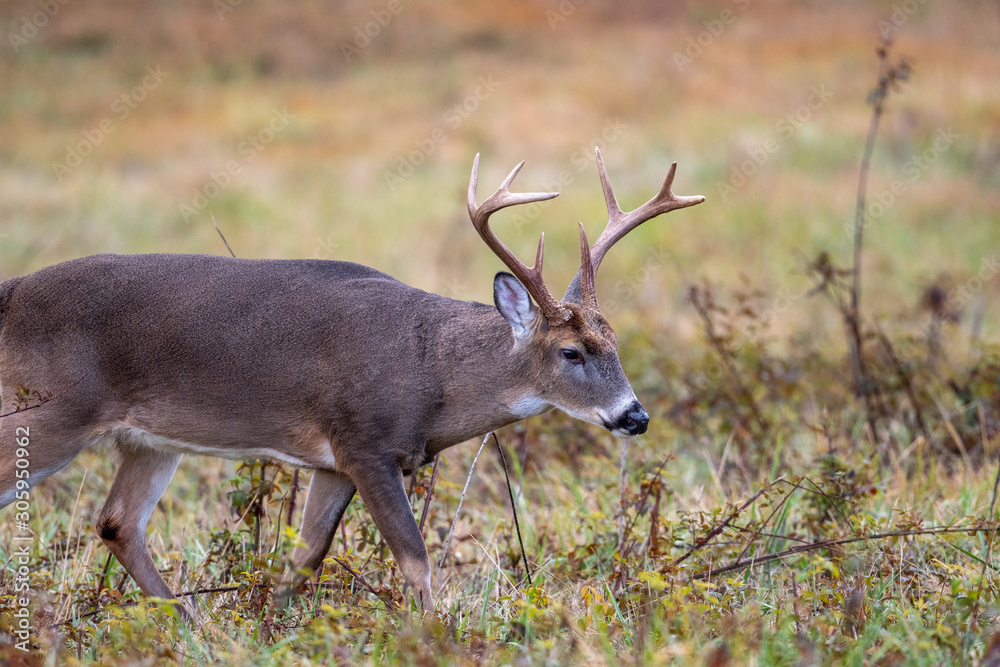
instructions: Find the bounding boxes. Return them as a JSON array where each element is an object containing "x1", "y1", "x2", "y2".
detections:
[
  {"x1": 96, "y1": 553, "x2": 114, "y2": 599},
  {"x1": 418, "y1": 454, "x2": 440, "y2": 535},
  {"x1": 647, "y1": 481, "x2": 662, "y2": 557},
  {"x1": 730, "y1": 480, "x2": 797, "y2": 566},
  {"x1": 674, "y1": 477, "x2": 784, "y2": 566},
  {"x1": 692, "y1": 525, "x2": 997, "y2": 580},
  {"x1": 439, "y1": 433, "x2": 490, "y2": 569},
  {"x1": 495, "y1": 436, "x2": 532, "y2": 586},
  {"x1": 676, "y1": 473, "x2": 868, "y2": 573},
  {"x1": 787, "y1": 476, "x2": 855, "y2": 529},
  {"x1": 991, "y1": 452, "x2": 1000, "y2": 522},
  {"x1": 52, "y1": 585, "x2": 241, "y2": 627},
  {"x1": 287, "y1": 469, "x2": 300, "y2": 529},
  {"x1": 845, "y1": 39, "x2": 910, "y2": 446},
  {"x1": 181, "y1": 584, "x2": 242, "y2": 597},
  {"x1": 687, "y1": 284, "x2": 770, "y2": 439},
  {"x1": 271, "y1": 499, "x2": 284, "y2": 555},
  {"x1": 876, "y1": 322, "x2": 930, "y2": 442},
  {"x1": 212, "y1": 215, "x2": 237, "y2": 258},
  {"x1": 619, "y1": 456, "x2": 672, "y2": 554},
  {"x1": 970, "y1": 415, "x2": 1000, "y2": 629},
  {"x1": 0, "y1": 392, "x2": 55, "y2": 419},
  {"x1": 968, "y1": 520, "x2": 997, "y2": 631},
  {"x1": 329, "y1": 556, "x2": 397, "y2": 611},
  {"x1": 618, "y1": 438, "x2": 628, "y2": 550},
  {"x1": 253, "y1": 460, "x2": 265, "y2": 554}
]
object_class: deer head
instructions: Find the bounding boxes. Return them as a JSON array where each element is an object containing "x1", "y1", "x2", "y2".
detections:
[{"x1": 468, "y1": 149, "x2": 705, "y2": 437}]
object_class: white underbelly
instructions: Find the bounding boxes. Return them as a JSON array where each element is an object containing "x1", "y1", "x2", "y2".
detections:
[{"x1": 99, "y1": 425, "x2": 336, "y2": 470}]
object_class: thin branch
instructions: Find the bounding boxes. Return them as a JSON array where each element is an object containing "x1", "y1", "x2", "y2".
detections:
[
  {"x1": 692, "y1": 525, "x2": 998, "y2": 580},
  {"x1": 687, "y1": 284, "x2": 770, "y2": 438},
  {"x1": 845, "y1": 40, "x2": 909, "y2": 445},
  {"x1": 417, "y1": 454, "x2": 440, "y2": 535},
  {"x1": 0, "y1": 393, "x2": 55, "y2": 419},
  {"x1": 271, "y1": 499, "x2": 284, "y2": 555},
  {"x1": 469, "y1": 535, "x2": 519, "y2": 597},
  {"x1": 495, "y1": 438, "x2": 532, "y2": 586},
  {"x1": 181, "y1": 584, "x2": 241, "y2": 597},
  {"x1": 52, "y1": 585, "x2": 241, "y2": 627},
  {"x1": 850, "y1": 54, "x2": 885, "y2": 366},
  {"x1": 991, "y1": 451, "x2": 1000, "y2": 521},
  {"x1": 972, "y1": 418, "x2": 1000, "y2": 629},
  {"x1": 787, "y1": 476, "x2": 855, "y2": 529},
  {"x1": 619, "y1": 456, "x2": 673, "y2": 553},
  {"x1": 287, "y1": 469, "x2": 300, "y2": 529},
  {"x1": 674, "y1": 478, "x2": 784, "y2": 566},
  {"x1": 439, "y1": 433, "x2": 490, "y2": 569},
  {"x1": 876, "y1": 322, "x2": 930, "y2": 441},
  {"x1": 730, "y1": 480, "x2": 797, "y2": 566},
  {"x1": 212, "y1": 215, "x2": 236, "y2": 258},
  {"x1": 618, "y1": 438, "x2": 628, "y2": 550},
  {"x1": 968, "y1": 521, "x2": 996, "y2": 630},
  {"x1": 329, "y1": 556, "x2": 396, "y2": 611}
]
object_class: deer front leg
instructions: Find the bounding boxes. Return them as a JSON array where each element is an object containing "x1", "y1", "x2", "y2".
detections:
[
  {"x1": 96, "y1": 445, "x2": 184, "y2": 614},
  {"x1": 353, "y1": 461, "x2": 433, "y2": 612},
  {"x1": 278, "y1": 469, "x2": 356, "y2": 602}
]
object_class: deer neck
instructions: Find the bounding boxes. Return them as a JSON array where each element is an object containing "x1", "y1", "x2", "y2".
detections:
[{"x1": 423, "y1": 300, "x2": 551, "y2": 452}]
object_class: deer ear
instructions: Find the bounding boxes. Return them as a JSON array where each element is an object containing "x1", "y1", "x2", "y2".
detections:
[{"x1": 493, "y1": 272, "x2": 538, "y2": 340}]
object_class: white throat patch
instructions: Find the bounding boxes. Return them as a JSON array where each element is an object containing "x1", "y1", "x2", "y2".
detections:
[{"x1": 507, "y1": 395, "x2": 550, "y2": 419}]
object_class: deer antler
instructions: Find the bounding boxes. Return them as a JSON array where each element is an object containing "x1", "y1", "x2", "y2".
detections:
[
  {"x1": 468, "y1": 154, "x2": 569, "y2": 322},
  {"x1": 565, "y1": 147, "x2": 706, "y2": 307},
  {"x1": 577, "y1": 222, "x2": 598, "y2": 311}
]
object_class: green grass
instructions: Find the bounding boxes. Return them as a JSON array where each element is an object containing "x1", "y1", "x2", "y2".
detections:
[{"x1": 2, "y1": 0, "x2": 1000, "y2": 664}]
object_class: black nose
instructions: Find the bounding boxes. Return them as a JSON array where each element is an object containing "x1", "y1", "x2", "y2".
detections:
[{"x1": 616, "y1": 402, "x2": 649, "y2": 436}]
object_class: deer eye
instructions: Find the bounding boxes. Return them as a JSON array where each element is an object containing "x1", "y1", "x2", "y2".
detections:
[{"x1": 560, "y1": 348, "x2": 584, "y2": 365}]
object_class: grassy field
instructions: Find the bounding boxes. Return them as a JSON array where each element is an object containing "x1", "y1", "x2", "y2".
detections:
[{"x1": 1, "y1": 0, "x2": 1000, "y2": 664}]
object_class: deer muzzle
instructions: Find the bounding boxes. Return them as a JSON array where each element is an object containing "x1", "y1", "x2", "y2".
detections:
[{"x1": 613, "y1": 400, "x2": 649, "y2": 436}]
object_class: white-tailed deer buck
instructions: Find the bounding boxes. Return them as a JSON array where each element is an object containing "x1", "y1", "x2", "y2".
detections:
[{"x1": 0, "y1": 149, "x2": 703, "y2": 613}]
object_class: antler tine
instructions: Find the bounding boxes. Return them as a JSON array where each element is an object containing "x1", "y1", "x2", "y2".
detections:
[
  {"x1": 595, "y1": 146, "x2": 622, "y2": 223},
  {"x1": 589, "y1": 146, "x2": 706, "y2": 272},
  {"x1": 577, "y1": 222, "x2": 598, "y2": 310},
  {"x1": 467, "y1": 154, "x2": 566, "y2": 321},
  {"x1": 562, "y1": 148, "x2": 705, "y2": 306}
]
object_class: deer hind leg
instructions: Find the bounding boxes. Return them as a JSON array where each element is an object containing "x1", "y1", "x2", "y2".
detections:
[
  {"x1": 0, "y1": 410, "x2": 92, "y2": 509},
  {"x1": 278, "y1": 469, "x2": 356, "y2": 602},
  {"x1": 96, "y1": 442, "x2": 181, "y2": 608},
  {"x1": 353, "y1": 461, "x2": 433, "y2": 612}
]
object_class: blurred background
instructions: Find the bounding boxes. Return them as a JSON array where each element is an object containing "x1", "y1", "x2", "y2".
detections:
[{"x1": 1, "y1": 0, "x2": 997, "y2": 345}]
